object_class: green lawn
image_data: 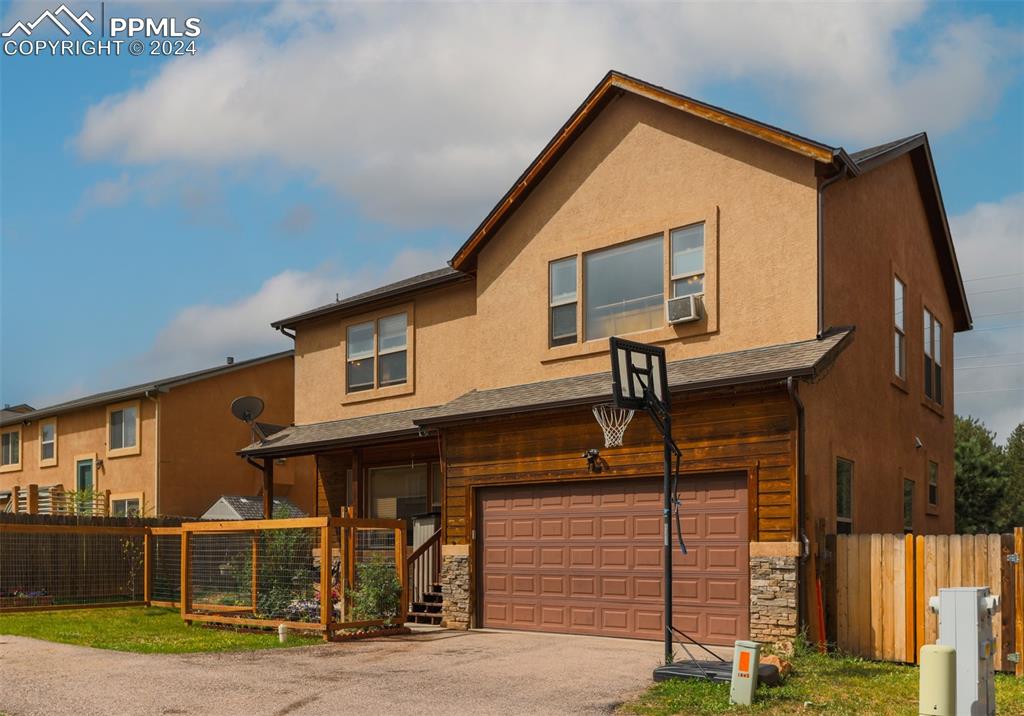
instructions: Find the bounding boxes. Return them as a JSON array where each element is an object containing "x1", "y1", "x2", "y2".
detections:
[
  {"x1": 620, "y1": 648, "x2": 1024, "y2": 716},
  {"x1": 0, "y1": 606, "x2": 320, "y2": 654}
]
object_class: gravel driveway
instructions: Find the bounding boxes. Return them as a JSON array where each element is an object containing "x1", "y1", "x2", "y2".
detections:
[{"x1": 0, "y1": 628, "x2": 682, "y2": 715}]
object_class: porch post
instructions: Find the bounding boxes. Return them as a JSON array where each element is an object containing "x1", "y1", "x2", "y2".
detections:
[
  {"x1": 262, "y1": 459, "x2": 274, "y2": 519},
  {"x1": 350, "y1": 448, "x2": 362, "y2": 518}
]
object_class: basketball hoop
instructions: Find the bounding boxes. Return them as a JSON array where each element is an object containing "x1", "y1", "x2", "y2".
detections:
[{"x1": 592, "y1": 403, "x2": 634, "y2": 447}]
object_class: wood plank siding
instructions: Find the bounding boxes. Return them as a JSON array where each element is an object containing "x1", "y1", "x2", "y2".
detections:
[{"x1": 442, "y1": 386, "x2": 797, "y2": 545}]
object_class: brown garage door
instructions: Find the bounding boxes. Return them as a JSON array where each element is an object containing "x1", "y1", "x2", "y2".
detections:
[{"x1": 479, "y1": 474, "x2": 749, "y2": 643}]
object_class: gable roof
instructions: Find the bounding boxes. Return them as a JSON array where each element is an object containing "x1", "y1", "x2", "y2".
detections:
[
  {"x1": 240, "y1": 330, "x2": 852, "y2": 457},
  {"x1": 0, "y1": 350, "x2": 294, "y2": 428},
  {"x1": 201, "y1": 495, "x2": 306, "y2": 520},
  {"x1": 271, "y1": 267, "x2": 470, "y2": 330}
]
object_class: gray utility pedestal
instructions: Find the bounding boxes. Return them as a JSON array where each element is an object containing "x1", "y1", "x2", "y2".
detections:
[{"x1": 928, "y1": 587, "x2": 999, "y2": 716}]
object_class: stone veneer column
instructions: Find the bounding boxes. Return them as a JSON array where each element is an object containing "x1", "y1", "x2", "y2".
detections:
[
  {"x1": 749, "y1": 541, "x2": 799, "y2": 645},
  {"x1": 440, "y1": 544, "x2": 471, "y2": 629}
]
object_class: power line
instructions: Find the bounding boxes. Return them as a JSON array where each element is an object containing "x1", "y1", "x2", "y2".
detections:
[
  {"x1": 963, "y1": 272, "x2": 1024, "y2": 282},
  {"x1": 968, "y1": 286, "x2": 1024, "y2": 297},
  {"x1": 956, "y1": 351, "x2": 1024, "y2": 360},
  {"x1": 973, "y1": 309, "x2": 1024, "y2": 319},
  {"x1": 956, "y1": 362, "x2": 1024, "y2": 370},
  {"x1": 955, "y1": 387, "x2": 1024, "y2": 395},
  {"x1": 969, "y1": 323, "x2": 1024, "y2": 333}
]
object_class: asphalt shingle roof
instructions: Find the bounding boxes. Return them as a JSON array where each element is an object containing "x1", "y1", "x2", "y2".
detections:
[
  {"x1": 206, "y1": 495, "x2": 306, "y2": 520},
  {"x1": 240, "y1": 330, "x2": 852, "y2": 457}
]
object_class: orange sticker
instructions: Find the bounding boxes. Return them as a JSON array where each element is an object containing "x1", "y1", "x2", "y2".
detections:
[{"x1": 738, "y1": 651, "x2": 750, "y2": 675}]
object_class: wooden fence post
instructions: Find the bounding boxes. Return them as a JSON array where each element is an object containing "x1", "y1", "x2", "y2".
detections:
[
  {"x1": 396, "y1": 527, "x2": 408, "y2": 617},
  {"x1": 143, "y1": 529, "x2": 152, "y2": 605},
  {"x1": 905, "y1": 533, "x2": 916, "y2": 663},
  {"x1": 180, "y1": 529, "x2": 192, "y2": 625},
  {"x1": 26, "y1": 484, "x2": 38, "y2": 515},
  {"x1": 10, "y1": 485, "x2": 20, "y2": 513},
  {"x1": 1015, "y1": 526, "x2": 1023, "y2": 678},
  {"x1": 321, "y1": 523, "x2": 332, "y2": 640},
  {"x1": 104, "y1": 489, "x2": 111, "y2": 517}
]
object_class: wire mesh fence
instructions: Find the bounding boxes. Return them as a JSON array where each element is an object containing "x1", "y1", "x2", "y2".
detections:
[
  {"x1": 0, "y1": 525, "x2": 146, "y2": 608},
  {"x1": 149, "y1": 529, "x2": 182, "y2": 606}
]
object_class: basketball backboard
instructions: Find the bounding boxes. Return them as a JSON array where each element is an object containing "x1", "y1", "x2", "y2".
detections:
[{"x1": 609, "y1": 336, "x2": 670, "y2": 411}]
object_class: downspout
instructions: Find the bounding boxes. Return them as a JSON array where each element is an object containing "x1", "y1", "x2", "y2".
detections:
[
  {"x1": 817, "y1": 170, "x2": 846, "y2": 338},
  {"x1": 144, "y1": 390, "x2": 160, "y2": 517},
  {"x1": 276, "y1": 326, "x2": 296, "y2": 340},
  {"x1": 786, "y1": 377, "x2": 807, "y2": 633}
]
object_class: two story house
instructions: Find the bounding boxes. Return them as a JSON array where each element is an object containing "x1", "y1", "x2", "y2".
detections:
[
  {"x1": 1, "y1": 351, "x2": 314, "y2": 518},
  {"x1": 241, "y1": 71, "x2": 970, "y2": 647}
]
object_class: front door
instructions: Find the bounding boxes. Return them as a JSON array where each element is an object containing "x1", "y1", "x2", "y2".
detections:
[{"x1": 76, "y1": 458, "x2": 94, "y2": 492}]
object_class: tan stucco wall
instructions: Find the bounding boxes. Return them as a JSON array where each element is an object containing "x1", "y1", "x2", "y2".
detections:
[
  {"x1": 800, "y1": 153, "x2": 958, "y2": 643},
  {"x1": 293, "y1": 93, "x2": 819, "y2": 424},
  {"x1": 159, "y1": 356, "x2": 316, "y2": 518},
  {"x1": 0, "y1": 399, "x2": 157, "y2": 509}
]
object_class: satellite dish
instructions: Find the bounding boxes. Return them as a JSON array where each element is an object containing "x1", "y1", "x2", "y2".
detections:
[{"x1": 231, "y1": 396, "x2": 265, "y2": 423}]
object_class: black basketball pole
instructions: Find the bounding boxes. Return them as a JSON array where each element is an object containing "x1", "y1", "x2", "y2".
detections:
[{"x1": 662, "y1": 409, "x2": 673, "y2": 665}]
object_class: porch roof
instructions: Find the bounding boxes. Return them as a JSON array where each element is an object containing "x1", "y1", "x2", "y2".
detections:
[
  {"x1": 240, "y1": 329, "x2": 852, "y2": 457},
  {"x1": 416, "y1": 328, "x2": 854, "y2": 426},
  {"x1": 239, "y1": 405, "x2": 440, "y2": 458}
]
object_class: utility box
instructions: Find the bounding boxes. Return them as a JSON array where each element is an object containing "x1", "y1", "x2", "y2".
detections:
[
  {"x1": 728, "y1": 640, "x2": 761, "y2": 706},
  {"x1": 928, "y1": 587, "x2": 1000, "y2": 716},
  {"x1": 919, "y1": 644, "x2": 956, "y2": 715}
]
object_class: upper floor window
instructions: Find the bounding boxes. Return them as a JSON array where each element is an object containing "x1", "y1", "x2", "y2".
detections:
[
  {"x1": 549, "y1": 257, "x2": 577, "y2": 347},
  {"x1": 584, "y1": 235, "x2": 663, "y2": 340},
  {"x1": 40, "y1": 420, "x2": 57, "y2": 466},
  {"x1": 903, "y1": 478, "x2": 914, "y2": 532},
  {"x1": 836, "y1": 457, "x2": 853, "y2": 534},
  {"x1": 894, "y1": 277, "x2": 906, "y2": 380},
  {"x1": 923, "y1": 308, "x2": 943, "y2": 404},
  {"x1": 928, "y1": 461, "x2": 939, "y2": 506},
  {"x1": 671, "y1": 224, "x2": 705, "y2": 298},
  {"x1": 1, "y1": 428, "x2": 20, "y2": 469},
  {"x1": 108, "y1": 402, "x2": 139, "y2": 455},
  {"x1": 346, "y1": 313, "x2": 408, "y2": 393}
]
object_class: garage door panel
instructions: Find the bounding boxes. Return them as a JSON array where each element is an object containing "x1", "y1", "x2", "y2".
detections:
[{"x1": 480, "y1": 475, "x2": 748, "y2": 644}]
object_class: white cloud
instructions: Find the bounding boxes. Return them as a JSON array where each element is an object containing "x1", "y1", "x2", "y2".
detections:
[
  {"x1": 951, "y1": 194, "x2": 1024, "y2": 443},
  {"x1": 74, "y1": 2, "x2": 1021, "y2": 228}
]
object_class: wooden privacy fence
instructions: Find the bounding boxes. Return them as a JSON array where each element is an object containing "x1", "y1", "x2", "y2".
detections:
[
  {"x1": 830, "y1": 528, "x2": 1023, "y2": 675},
  {"x1": 180, "y1": 516, "x2": 407, "y2": 640}
]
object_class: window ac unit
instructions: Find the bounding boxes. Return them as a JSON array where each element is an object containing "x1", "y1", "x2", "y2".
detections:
[{"x1": 667, "y1": 294, "x2": 702, "y2": 324}]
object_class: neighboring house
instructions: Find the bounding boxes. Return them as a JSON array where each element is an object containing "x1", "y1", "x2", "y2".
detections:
[
  {"x1": 1, "y1": 352, "x2": 314, "y2": 518},
  {"x1": 201, "y1": 495, "x2": 306, "y2": 520},
  {"x1": 241, "y1": 71, "x2": 970, "y2": 647}
]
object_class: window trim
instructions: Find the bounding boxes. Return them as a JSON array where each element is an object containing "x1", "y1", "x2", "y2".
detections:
[
  {"x1": 835, "y1": 456, "x2": 853, "y2": 534},
  {"x1": 73, "y1": 452, "x2": 98, "y2": 493},
  {"x1": 669, "y1": 221, "x2": 707, "y2": 300},
  {"x1": 0, "y1": 425, "x2": 23, "y2": 473},
  {"x1": 893, "y1": 273, "x2": 907, "y2": 385},
  {"x1": 926, "y1": 459, "x2": 939, "y2": 514},
  {"x1": 39, "y1": 418, "x2": 58, "y2": 468},
  {"x1": 106, "y1": 400, "x2": 141, "y2": 458},
  {"x1": 582, "y1": 232, "x2": 666, "y2": 342},
  {"x1": 922, "y1": 304, "x2": 944, "y2": 409},
  {"x1": 341, "y1": 302, "x2": 416, "y2": 405},
  {"x1": 548, "y1": 255, "x2": 579, "y2": 347},
  {"x1": 110, "y1": 491, "x2": 145, "y2": 518}
]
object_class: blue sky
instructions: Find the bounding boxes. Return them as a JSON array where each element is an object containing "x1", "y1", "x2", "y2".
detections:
[{"x1": 1, "y1": 1, "x2": 1022, "y2": 440}]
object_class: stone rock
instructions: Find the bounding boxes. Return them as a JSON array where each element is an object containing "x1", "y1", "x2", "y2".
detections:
[{"x1": 760, "y1": 654, "x2": 792, "y2": 681}]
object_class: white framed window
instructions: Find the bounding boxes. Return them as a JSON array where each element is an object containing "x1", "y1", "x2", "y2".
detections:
[
  {"x1": 836, "y1": 457, "x2": 853, "y2": 534},
  {"x1": 112, "y1": 498, "x2": 141, "y2": 518},
  {"x1": 1, "y1": 428, "x2": 21, "y2": 469},
  {"x1": 923, "y1": 308, "x2": 943, "y2": 404},
  {"x1": 671, "y1": 223, "x2": 705, "y2": 298},
  {"x1": 109, "y1": 404, "x2": 138, "y2": 451},
  {"x1": 346, "y1": 321, "x2": 375, "y2": 392},
  {"x1": 346, "y1": 313, "x2": 408, "y2": 393},
  {"x1": 894, "y1": 276, "x2": 906, "y2": 380},
  {"x1": 549, "y1": 256, "x2": 577, "y2": 346},
  {"x1": 377, "y1": 313, "x2": 408, "y2": 387},
  {"x1": 40, "y1": 420, "x2": 57, "y2": 466},
  {"x1": 928, "y1": 461, "x2": 939, "y2": 506},
  {"x1": 584, "y1": 235, "x2": 664, "y2": 340}
]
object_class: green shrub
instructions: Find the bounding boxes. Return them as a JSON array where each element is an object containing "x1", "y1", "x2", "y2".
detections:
[{"x1": 347, "y1": 555, "x2": 402, "y2": 623}]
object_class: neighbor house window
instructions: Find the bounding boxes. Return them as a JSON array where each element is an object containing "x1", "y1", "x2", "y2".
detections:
[
  {"x1": 928, "y1": 461, "x2": 939, "y2": 506},
  {"x1": 836, "y1": 457, "x2": 853, "y2": 534},
  {"x1": 1, "y1": 428, "x2": 20, "y2": 469},
  {"x1": 923, "y1": 309, "x2": 943, "y2": 404},
  {"x1": 40, "y1": 420, "x2": 57, "y2": 466},
  {"x1": 903, "y1": 479, "x2": 914, "y2": 532},
  {"x1": 112, "y1": 498, "x2": 141, "y2": 517},
  {"x1": 894, "y1": 277, "x2": 906, "y2": 380},
  {"x1": 584, "y1": 235, "x2": 664, "y2": 340},
  {"x1": 671, "y1": 223, "x2": 705, "y2": 298},
  {"x1": 549, "y1": 256, "x2": 577, "y2": 346},
  {"x1": 346, "y1": 313, "x2": 408, "y2": 393},
  {"x1": 108, "y1": 405, "x2": 138, "y2": 450}
]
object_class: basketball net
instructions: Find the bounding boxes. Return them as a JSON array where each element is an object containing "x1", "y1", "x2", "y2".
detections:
[{"x1": 592, "y1": 403, "x2": 635, "y2": 447}]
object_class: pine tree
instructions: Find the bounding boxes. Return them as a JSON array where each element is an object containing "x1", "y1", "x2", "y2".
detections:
[
  {"x1": 1001, "y1": 422, "x2": 1024, "y2": 529},
  {"x1": 954, "y1": 415, "x2": 1009, "y2": 533}
]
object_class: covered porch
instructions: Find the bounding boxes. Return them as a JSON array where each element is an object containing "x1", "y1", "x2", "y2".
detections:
[{"x1": 238, "y1": 406, "x2": 445, "y2": 624}]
